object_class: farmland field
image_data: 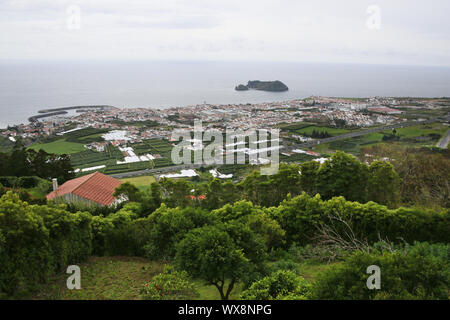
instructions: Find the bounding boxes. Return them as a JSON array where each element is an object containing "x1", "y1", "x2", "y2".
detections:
[
  {"x1": 311, "y1": 122, "x2": 449, "y2": 154},
  {"x1": 120, "y1": 175, "x2": 156, "y2": 190},
  {"x1": 132, "y1": 139, "x2": 174, "y2": 156},
  {"x1": 388, "y1": 122, "x2": 448, "y2": 139},
  {"x1": 29, "y1": 139, "x2": 86, "y2": 154},
  {"x1": 70, "y1": 145, "x2": 124, "y2": 169}
]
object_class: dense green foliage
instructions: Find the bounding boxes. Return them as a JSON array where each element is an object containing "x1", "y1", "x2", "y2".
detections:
[
  {"x1": 0, "y1": 192, "x2": 92, "y2": 297},
  {"x1": 1, "y1": 147, "x2": 448, "y2": 300},
  {"x1": 174, "y1": 219, "x2": 271, "y2": 300},
  {"x1": 271, "y1": 193, "x2": 449, "y2": 246},
  {"x1": 360, "y1": 145, "x2": 450, "y2": 208},
  {"x1": 239, "y1": 163, "x2": 302, "y2": 207},
  {"x1": 144, "y1": 205, "x2": 217, "y2": 260},
  {"x1": 0, "y1": 140, "x2": 74, "y2": 183},
  {"x1": 312, "y1": 242, "x2": 450, "y2": 300},
  {"x1": 299, "y1": 151, "x2": 401, "y2": 207}
]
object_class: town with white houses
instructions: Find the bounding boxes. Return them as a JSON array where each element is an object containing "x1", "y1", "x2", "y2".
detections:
[{"x1": 1, "y1": 96, "x2": 448, "y2": 179}]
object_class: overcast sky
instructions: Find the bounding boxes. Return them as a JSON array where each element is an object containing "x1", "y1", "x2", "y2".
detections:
[{"x1": 1, "y1": 0, "x2": 449, "y2": 66}]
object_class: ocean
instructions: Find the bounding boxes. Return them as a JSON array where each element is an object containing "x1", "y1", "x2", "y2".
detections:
[{"x1": 1, "y1": 60, "x2": 450, "y2": 128}]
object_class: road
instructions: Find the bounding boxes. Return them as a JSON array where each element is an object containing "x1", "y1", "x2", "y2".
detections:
[{"x1": 436, "y1": 129, "x2": 450, "y2": 149}]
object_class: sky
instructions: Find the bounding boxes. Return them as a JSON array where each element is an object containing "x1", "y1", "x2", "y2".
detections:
[{"x1": 1, "y1": 0, "x2": 450, "y2": 66}]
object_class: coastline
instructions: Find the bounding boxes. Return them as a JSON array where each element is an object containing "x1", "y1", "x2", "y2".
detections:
[{"x1": 27, "y1": 105, "x2": 116, "y2": 123}]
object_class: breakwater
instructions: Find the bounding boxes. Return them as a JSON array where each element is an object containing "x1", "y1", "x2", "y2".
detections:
[
  {"x1": 28, "y1": 111, "x2": 68, "y2": 122},
  {"x1": 38, "y1": 105, "x2": 114, "y2": 114},
  {"x1": 28, "y1": 105, "x2": 115, "y2": 123}
]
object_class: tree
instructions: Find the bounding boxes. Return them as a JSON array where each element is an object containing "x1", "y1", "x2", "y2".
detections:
[
  {"x1": 175, "y1": 224, "x2": 259, "y2": 300},
  {"x1": 203, "y1": 179, "x2": 223, "y2": 210},
  {"x1": 114, "y1": 182, "x2": 141, "y2": 203},
  {"x1": 213, "y1": 200, "x2": 285, "y2": 250},
  {"x1": 299, "y1": 161, "x2": 321, "y2": 196},
  {"x1": 239, "y1": 163, "x2": 302, "y2": 207},
  {"x1": 145, "y1": 205, "x2": 217, "y2": 260},
  {"x1": 50, "y1": 153, "x2": 75, "y2": 183},
  {"x1": 9, "y1": 140, "x2": 31, "y2": 177},
  {"x1": 159, "y1": 178, "x2": 192, "y2": 208},
  {"x1": 238, "y1": 171, "x2": 272, "y2": 207},
  {"x1": 0, "y1": 153, "x2": 9, "y2": 176},
  {"x1": 367, "y1": 161, "x2": 401, "y2": 208},
  {"x1": 221, "y1": 180, "x2": 240, "y2": 205},
  {"x1": 359, "y1": 145, "x2": 450, "y2": 208},
  {"x1": 316, "y1": 151, "x2": 368, "y2": 202},
  {"x1": 140, "y1": 182, "x2": 163, "y2": 216},
  {"x1": 0, "y1": 141, "x2": 74, "y2": 183}
]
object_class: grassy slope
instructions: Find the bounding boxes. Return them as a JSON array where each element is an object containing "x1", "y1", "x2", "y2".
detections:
[
  {"x1": 311, "y1": 122, "x2": 448, "y2": 154},
  {"x1": 32, "y1": 256, "x2": 337, "y2": 300},
  {"x1": 120, "y1": 176, "x2": 157, "y2": 191},
  {"x1": 393, "y1": 123, "x2": 448, "y2": 138},
  {"x1": 33, "y1": 257, "x2": 160, "y2": 300},
  {"x1": 32, "y1": 256, "x2": 243, "y2": 300},
  {"x1": 29, "y1": 139, "x2": 86, "y2": 155}
]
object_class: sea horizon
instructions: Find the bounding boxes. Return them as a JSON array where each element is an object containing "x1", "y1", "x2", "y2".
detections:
[{"x1": 1, "y1": 60, "x2": 450, "y2": 128}]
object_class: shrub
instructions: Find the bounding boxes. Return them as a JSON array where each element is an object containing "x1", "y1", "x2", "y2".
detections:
[
  {"x1": 240, "y1": 270, "x2": 311, "y2": 300},
  {"x1": 271, "y1": 193, "x2": 450, "y2": 246},
  {"x1": 0, "y1": 176, "x2": 50, "y2": 189},
  {"x1": 17, "y1": 176, "x2": 40, "y2": 189},
  {"x1": 0, "y1": 192, "x2": 51, "y2": 296},
  {"x1": 311, "y1": 242, "x2": 450, "y2": 300},
  {"x1": 144, "y1": 205, "x2": 217, "y2": 260},
  {"x1": 34, "y1": 204, "x2": 93, "y2": 271},
  {"x1": 0, "y1": 192, "x2": 93, "y2": 297},
  {"x1": 269, "y1": 259, "x2": 299, "y2": 273},
  {"x1": 90, "y1": 203, "x2": 153, "y2": 256},
  {"x1": 0, "y1": 177, "x2": 18, "y2": 188},
  {"x1": 94, "y1": 207, "x2": 138, "y2": 256},
  {"x1": 140, "y1": 266, "x2": 199, "y2": 300}
]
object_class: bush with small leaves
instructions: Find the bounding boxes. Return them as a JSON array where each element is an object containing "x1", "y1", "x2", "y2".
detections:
[
  {"x1": 240, "y1": 270, "x2": 311, "y2": 300},
  {"x1": 140, "y1": 266, "x2": 199, "y2": 300},
  {"x1": 311, "y1": 242, "x2": 450, "y2": 300}
]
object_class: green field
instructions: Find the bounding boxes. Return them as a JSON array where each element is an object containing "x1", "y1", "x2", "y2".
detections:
[
  {"x1": 120, "y1": 175, "x2": 156, "y2": 191},
  {"x1": 132, "y1": 139, "x2": 174, "y2": 157},
  {"x1": 29, "y1": 139, "x2": 86, "y2": 154},
  {"x1": 77, "y1": 133, "x2": 104, "y2": 142},
  {"x1": 311, "y1": 122, "x2": 449, "y2": 154},
  {"x1": 391, "y1": 123, "x2": 448, "y2": 138},
  {"x1": 277, "y1": 122, "x2": 316, "y2": 131}
]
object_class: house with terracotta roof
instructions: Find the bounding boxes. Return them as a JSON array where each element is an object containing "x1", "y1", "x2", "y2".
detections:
[{"x1": 46, "y1": 171, "x2": 124, "y2": 207}]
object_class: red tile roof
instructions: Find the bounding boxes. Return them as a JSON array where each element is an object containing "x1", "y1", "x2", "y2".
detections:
[{"x1": 46, "y1": 172, "x2": 123, "y2": 206}]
